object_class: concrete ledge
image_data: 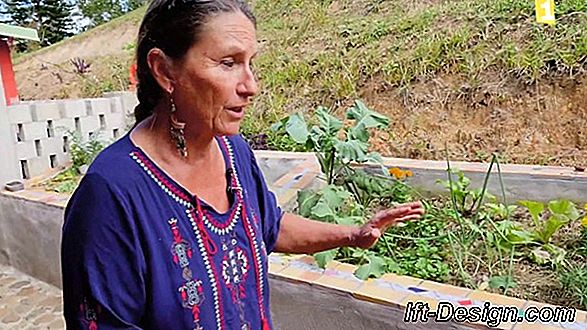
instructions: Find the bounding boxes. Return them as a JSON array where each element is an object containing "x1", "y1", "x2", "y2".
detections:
[
  {"x1": 255, "y1": 151, "x2": 587, "y2": 204},
  {"x1": 268, "y1": 254, "x2": 587, "y2": 330}
]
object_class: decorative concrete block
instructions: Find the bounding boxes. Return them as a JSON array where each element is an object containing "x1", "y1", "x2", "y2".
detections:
[
  {"x1": 21, "y1": 122, "x2": 48, "y2": 141},
  {"x1": 7, "y1": 104, "x2": 33, "y2": 124},
  {"x1": 53, "y1": 118, "x2": 76, "y2": 135},
  {"x1": 28, "y1": 157, "x2": 50, "y2": 177},
  {"x1": 57, "y1": 153, "x2": 70, "y2": 166},
  {"x1": 31, "y1": 102, "x2": 61, "y2": 121},
  {"x1": 119, "y1": 92, "x2": 139, "y2": 115},
  {"x1": 85, "y1": 98, "x2": 111, "y2": 116},
  {"x1": 15, "y1": 141, "x2": 36, "y2": 159},
  {"x1": 79, "y1": 116, "x2": 100, "y2": 137},
  {"x1": 58, "y1": 100, "x2": 86, "y2": 118},
  {"x1": 110, "y1": 97, "x2": 123, "y2": 113},
  {"x1": 105, "y1": 112, "x2": 124, "y2": 130},
  {"x1": 42, "y1": 138, "x2": 63, "y2": 155}
]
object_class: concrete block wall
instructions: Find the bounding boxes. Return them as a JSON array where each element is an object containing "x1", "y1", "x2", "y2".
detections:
[{"x1": 0, "y1": 92, "x2": 138, "y2": 186}]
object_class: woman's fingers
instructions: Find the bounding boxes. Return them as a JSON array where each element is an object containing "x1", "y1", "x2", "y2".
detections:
[
  {"x1": 395, "y1": 214, "x2": 423, "y2": 223},
  {"x1": 370, "y1": 201, "x2": 425, "y2": 229},
  {"x1": 378, "y1": 203, "x2": 424, "y2": 219}
]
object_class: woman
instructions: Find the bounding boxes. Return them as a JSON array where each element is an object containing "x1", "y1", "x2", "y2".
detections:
[{"x1": 61, "y1": 0, "x2": 425, "y2": 329}]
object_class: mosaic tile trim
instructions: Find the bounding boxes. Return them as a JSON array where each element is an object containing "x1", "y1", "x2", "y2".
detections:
[{"x1": 268, "y1": 253, "x2": 587, "y2": 330}]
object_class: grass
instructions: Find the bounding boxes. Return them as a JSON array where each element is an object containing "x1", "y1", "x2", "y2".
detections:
[
  {"x1": 12, "y1": 7, "x2": 146, "y2": 65},
  {"x1": 13, "y1": 0, "x2": 587, "y2": 164},
  {"x1": 246, "y1": 0, "x2": 587, "y2": 150}
]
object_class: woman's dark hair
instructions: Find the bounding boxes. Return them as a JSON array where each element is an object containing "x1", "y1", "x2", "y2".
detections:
[{"x1": 134, "y1": 0, "x2": 256, "y2": 123}]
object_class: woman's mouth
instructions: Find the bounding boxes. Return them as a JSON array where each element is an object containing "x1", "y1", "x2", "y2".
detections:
[{"x1": 226, "y1": 106, "x2": 245, "y2": 119}]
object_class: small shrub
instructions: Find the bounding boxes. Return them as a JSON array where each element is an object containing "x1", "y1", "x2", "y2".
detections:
[
  {"x1": 70, "y1": 57, "x2": 91, "y2": 74},
  {"x1": 68, "y1": 131, "x2": 106, "y2": 172},
  {"x1": 559, "y1": 264, "x2": 587, "y2": 309}
]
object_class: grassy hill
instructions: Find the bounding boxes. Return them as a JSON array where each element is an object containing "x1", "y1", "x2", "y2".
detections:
[{"x1": 13, "y1": 0, "x2": 587, "y2": 166}]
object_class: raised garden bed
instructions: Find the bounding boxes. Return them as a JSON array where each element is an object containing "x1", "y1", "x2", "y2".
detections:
[{"x1": 272, "y1": 100, "x2": 587, "y2": 312}]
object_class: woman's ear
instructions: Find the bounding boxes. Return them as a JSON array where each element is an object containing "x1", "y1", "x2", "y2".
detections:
[{"x1": 146, "y1": 48, "x2": 176, "y2": 93}]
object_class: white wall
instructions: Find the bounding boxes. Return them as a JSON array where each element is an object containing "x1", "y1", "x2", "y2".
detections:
[{"x1": 0, "y1": 92, "x2": 138, "y2": 186}]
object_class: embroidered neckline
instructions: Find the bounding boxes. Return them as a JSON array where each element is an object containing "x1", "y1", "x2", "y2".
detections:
[{"x1": 130, "y1": 136, "x2": 243, "y2": 235}]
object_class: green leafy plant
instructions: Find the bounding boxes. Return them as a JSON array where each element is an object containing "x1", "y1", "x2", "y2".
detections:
[
  {"x1": 489, "y1": 199, "x2": 582, "y2": 267},
  {"x1": 558, "y1": 264, "x2": 587, "y2": 309},
  {"x1": 42, "y1": 167, "x2": 82, "y2": 194},
  {"x1": 68, "y1": 131, "x2": 107, "y2": 172},
  {"x1": 272, "y1": 100, "x2": 390, "y2": 185},
  {"x1": 344, "y1": 168, "x2": 413, "y2": 208},
  {"x1": 518, "y1": 200, "x2": 581, "y2": 245},
  {"x1": 437, "y1": 169, "x2": 494, "y2": 217}
]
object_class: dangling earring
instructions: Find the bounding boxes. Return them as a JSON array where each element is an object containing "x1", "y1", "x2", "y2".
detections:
[{"x1": 169, "y1": 95, "x2": 188, "y2": 158}]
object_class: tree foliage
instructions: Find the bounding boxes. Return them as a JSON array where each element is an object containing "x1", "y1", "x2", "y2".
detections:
[{"x1": 1, "y1": 0, "x2": 75, "y2": 50}]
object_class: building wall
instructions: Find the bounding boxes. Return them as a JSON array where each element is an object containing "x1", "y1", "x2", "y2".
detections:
[
  {"x1": 0, "y1": 92, "x2": 137, "y2": 186},
  {"x1": 0, "y1": 41, "x2": 18, "y2": 106}
]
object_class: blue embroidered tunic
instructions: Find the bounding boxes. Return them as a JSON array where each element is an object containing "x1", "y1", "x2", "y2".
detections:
[{"x1": 61, "y1": 134, "x2": 283, "y2": 330}]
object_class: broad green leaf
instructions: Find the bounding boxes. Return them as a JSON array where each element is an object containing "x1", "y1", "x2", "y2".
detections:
[
  {"x1": 548, "y1": 199, "x2": 571, "y2": 215},
  {"x1": 314, "y1": 249, "x2": 337, "y2": 268},
  {"x1": 506, "y1": 229, "x2": 535, "y2": 245},
  {"x1": 538, "y1": 214, "x2": 569, "y2": 243},
  {"x1": 548, "y1": 200, "x2": 580, "y2": 221},
  {"x1": 297, "y1": 190, "x2": 321, "y2": 218},
  {"x1": 354, "y1": 255, "x2": 386, "y2": 280},
  {"x1": 270, "y1": 117, "x2": 288, "y2": 132},
  {"x1": 310, "y1": 199, "x2": 336, "y2": 221},
  {"x1": 346, "y1": 100, "x2": 390, "y2": 128},
  {"x1": 321, "y1": 185, "x2": 352, "y2": 207},
  {"x1": 334, "y1": 139, "x2": 368, "y2": 162},
  {"x1": 348, "y1": 123, "x2": 370, "y2": 143},
  {"x1": 309, "y1": 126, "x2": 327, "y2": 147},
  {"x1": 489, "y1": 275, "x2": 517, "y2": 290},
  {"x1": 518, "y1": 200, "x2": 544, "y2": 225},
  {"x1": 285, "y1": 112, "x2": 309, "y2": 144},
  {"x1": 315, "y1": 106, "x2": 343, "y2": 136}
]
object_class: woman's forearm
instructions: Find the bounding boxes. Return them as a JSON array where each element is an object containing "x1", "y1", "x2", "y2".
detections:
[{"x1": 273, "y1": 212, "x2": 358, "y2": 254}]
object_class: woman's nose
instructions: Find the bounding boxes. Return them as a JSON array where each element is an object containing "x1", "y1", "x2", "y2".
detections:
[{"x1": 237, "y1": 67, "x2": 259, "y2": 97}]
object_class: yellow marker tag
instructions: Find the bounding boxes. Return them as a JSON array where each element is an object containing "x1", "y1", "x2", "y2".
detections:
[
  {"x1": 536, "y1": 0, "x2": 556, "y2": 25},
  {"x1": 582, "y1": 216, "x2": 587, "y2": 228}
]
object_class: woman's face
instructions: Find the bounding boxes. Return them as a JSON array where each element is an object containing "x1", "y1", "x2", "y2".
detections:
[{"x1": 171, "y1": 11, "x2": 258, "y2": 137}]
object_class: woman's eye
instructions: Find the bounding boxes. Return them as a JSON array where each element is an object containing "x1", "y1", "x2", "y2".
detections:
[{"x1": 221, "y1": 60, "x2": 235, "y2": 68}]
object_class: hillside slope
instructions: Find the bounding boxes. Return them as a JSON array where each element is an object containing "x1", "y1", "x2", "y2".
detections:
[
  {"x1": 13, "y1": 0, "x2": 587, "y2": 166},
  {"x1": 13, "y1": 8, "x2": 144, "y2": 100}
]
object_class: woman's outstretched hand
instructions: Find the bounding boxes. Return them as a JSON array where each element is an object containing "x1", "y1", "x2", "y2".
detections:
[{"x1": 350, "y1": 201, "x2": 425, "y2": 249}]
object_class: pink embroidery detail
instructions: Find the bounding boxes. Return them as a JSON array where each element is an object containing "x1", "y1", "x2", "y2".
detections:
[
  {"x1": 80, "y1": 297, "x2": 101, "y2": 330},
  {"x1": 241, "y1": 202, "x2": 269, "y2": 328},
  {"x1": 166, "y1": 218, "x2": 205, "y2": 329}
]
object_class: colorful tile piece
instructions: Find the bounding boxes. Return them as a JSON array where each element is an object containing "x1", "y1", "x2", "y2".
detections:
[
  {"x1": 353, "y1": 279, "x2": 407, "y2": 306},
  {"x1": 408, "y1": 287, "x2": 428, "y2": 293}
]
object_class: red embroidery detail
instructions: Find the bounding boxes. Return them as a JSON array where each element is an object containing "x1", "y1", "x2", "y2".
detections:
[
  {"x1": 168, "y1": 218, "x2": 193, "y2": 268},
  {"x1": 188, "y1": 208, "x2": 226, "y2": 330},
  {"x1": 195, "y1": 199, "x2": 219, "y2": 255},
  {"x1": 80, "y1": 297, "x2": 101, "y2": 330},
  {"x1": 201, "y1": 197, "x2": 241, "y2": 230},
  {"x1": 166, "y1": 218, "x2": 206, "y2": 329},
  {"x1": 132, "y1": 151, "x2": 191, "y2": 203},
  {"x1": 241, "y1": 203, "x2": 269, "y2": 327}
]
